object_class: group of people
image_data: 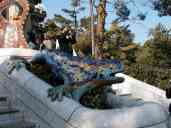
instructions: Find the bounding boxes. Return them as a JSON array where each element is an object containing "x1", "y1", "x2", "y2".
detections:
[{"x1": 28, "y1": 26, "x2": 76, "y2": 56}]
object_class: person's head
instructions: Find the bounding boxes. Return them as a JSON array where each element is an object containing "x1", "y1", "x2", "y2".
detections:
[
  {"x1": 62, "y1": 25, "x2": 71, "y2": 34},
  {"x1": 44, "y1": 34, "x2": 48, "y2": 40},
  {"x1": 0, "y1": 15, "x2": 3, "y2": 20},
  {"x1": 169, "y1": 80, "x2": 171, "y2": 85},
  {"x1": 0, "y1": 16, "x2": 6, "y2": 28},
  {"x1": 63, "y1": 27, "x2": 68, "y2": 34}
]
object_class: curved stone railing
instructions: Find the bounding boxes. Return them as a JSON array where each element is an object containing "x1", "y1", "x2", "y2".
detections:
[{"x1": 115, "y1": 73, "x2": 171, "y2": 109}]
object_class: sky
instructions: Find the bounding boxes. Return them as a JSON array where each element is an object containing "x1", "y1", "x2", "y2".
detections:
[{"x1": 42, "y1": 0, "x2": 171, "y2": 44}]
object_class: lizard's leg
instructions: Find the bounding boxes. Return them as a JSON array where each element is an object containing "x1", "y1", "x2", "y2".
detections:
[
  {"x1": 47, "y1": 84, "x2": 68, "y2": 102},
  {"x1": 47, "y1": 77, "x2": 124, "y2": 102},
  {"x1": 47, "y1": 82, "x2": 93, "y2": 102}
]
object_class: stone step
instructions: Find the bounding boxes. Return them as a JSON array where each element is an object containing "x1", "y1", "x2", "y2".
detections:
[
  {"x1": 0, "y1": 96, "x2": 13, "y2": 108},
  {"x1": 0, "y1": 97, "x2": 8, "y2": 103},
  {"x1": 119, "y1": 93, "x2": 143, "y2": 103},
  {"x1": 118, "y1": 93, "x2": 132, "y2": 97},
  {"x1": 0, "y1": 120, "x2": 36, "y2": 128},
  {"x1": 130, "y1": 97, "x2": 143, "y2": 101},
  {"x1": 0, "y1": 109, "x2": 22, "y2": 123},
  {"x1": 0, "y1": 108, "x2": 19, "y2": 115}
]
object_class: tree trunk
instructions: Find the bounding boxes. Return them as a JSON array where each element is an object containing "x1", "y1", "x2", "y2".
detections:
[
  {"x1": 89, "y1": 0, "x2": 95, "y2": 57},
  {"x1": 96, "y1": 0, "x2": 107, "y2": 59}
]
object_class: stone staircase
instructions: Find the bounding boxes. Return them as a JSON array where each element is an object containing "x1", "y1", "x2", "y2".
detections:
[{"x1": 0, "y1": 96, "x2": 37, "y2": 128}]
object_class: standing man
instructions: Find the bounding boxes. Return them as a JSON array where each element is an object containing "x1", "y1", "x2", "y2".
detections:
[
  {"x1": 42, "y1": 34, "x2": 56, "y2": 51},
  {"x1": 57, "y1": 26, "x2": 76, "y2": 56}
]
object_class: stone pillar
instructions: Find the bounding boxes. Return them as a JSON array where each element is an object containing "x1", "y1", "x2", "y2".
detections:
[{"x1": 8, "y1": 4, "x2": 18, "y2": 21}]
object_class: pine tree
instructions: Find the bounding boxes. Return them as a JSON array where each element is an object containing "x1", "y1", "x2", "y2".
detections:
[
  {"x1": 137, "y1": 24, "x2": 171, "y2": 67},
  {"x1": 62, "y1": 0, "x2": 85, "y2": 29},
  {"x1": 153, "y1": 0, "x2": 171, "y2": 16}
]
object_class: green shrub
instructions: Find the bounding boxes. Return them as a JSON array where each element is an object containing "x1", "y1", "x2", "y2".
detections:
[{"x1": 126, "y1": 64, "x2": 171, "y2": 89}]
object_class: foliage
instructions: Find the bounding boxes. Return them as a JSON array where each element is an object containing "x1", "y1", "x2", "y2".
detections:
[
  {"x1": 74, "y1": 32, "x2": 92, "y2": 56},
  {"x1": 106, "y1": 22, "x2": 134, "y2": 48},
  {"x1": 43, "y1": 19, "x2": 61, "y2": 39},
  {"x1": 103, "y1": 22, "x2": 137, "y2": 65},
  {"x1": 28, "y1": 0, "x2": 42, "y2": 5},
  {"x1": 74, "y1": 21, "x2": 137, "y2": 60},
  {"x1": 80, "y1": 16, "x2": 97, "y2": 31},
  {"x1": 137, "y1": 24, "x2": 171, "y2": 68},
  {"x1": 129, "y1": 24, "x2": 171, "y2": 89},
  {"x1": 92, "y1": 0, "x2": 146, "y2": 57},
  {"x1": 114, "y1": 0, "x2": 130, "y2": 21},
  {"x1": 80, "y1": 87, "x2": 108, "y2": 109},
  {"x1": 126, "y1": 64, "x2": 171, "y2": 89},
  {"x1": 61, "y1": 0, "x2": 85, "y2": 28},
  {"x1": 80, "y1": 16, "x2": 92, "y2": 31},
  {"x1": 153, "y1": 0, "x2": 171, "y2": 16},
  {"x1": 53, "y1": 14, "x2": 72, "y2": 27}
]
